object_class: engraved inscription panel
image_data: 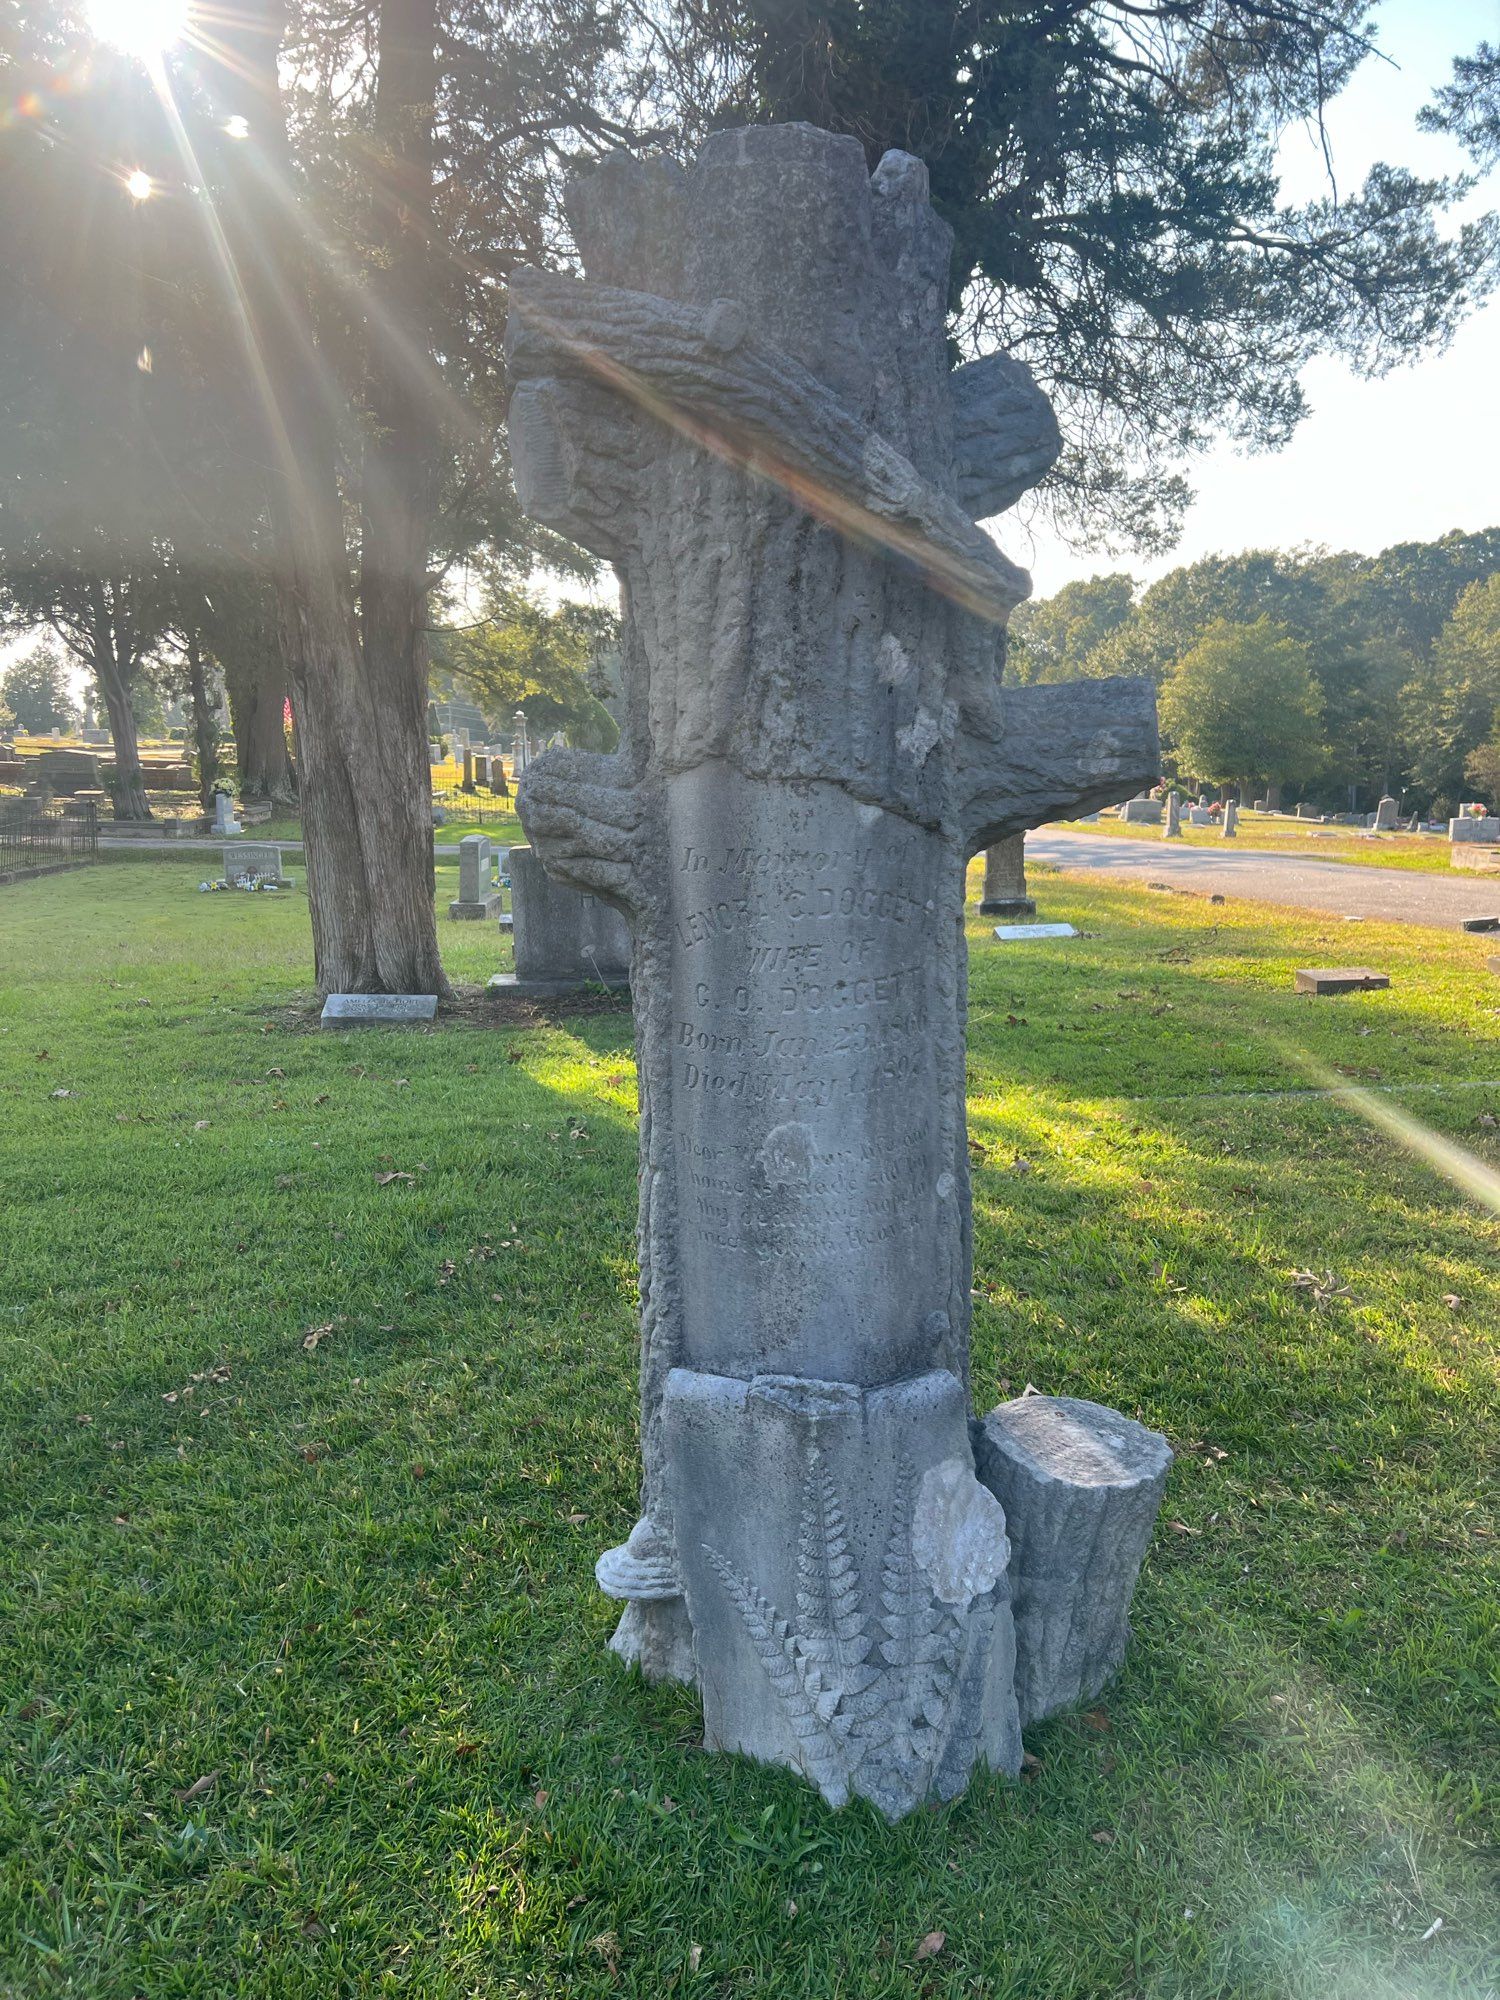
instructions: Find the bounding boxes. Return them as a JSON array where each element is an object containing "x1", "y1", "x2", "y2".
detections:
[{"x1": 667, "y1": 761, "x2": 947, "y2": 1383}]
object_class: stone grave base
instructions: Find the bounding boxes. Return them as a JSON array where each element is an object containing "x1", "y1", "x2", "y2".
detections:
[
  {"x1": 979, "y1": 895, "x2": 1037, "y2": 918},
  {"x1": 1295, "y1": 967, "x2": 1390, "y2": 995},
  {"x1": 486, "y1": 970, "x2": 627, "y2": 998},
  {"x1": 1450, "y1": 845, "x2": 1500, "y2": 872},
  {"x1": 447, "y1": 892, "x2": 503, "y2": 921},
  {"x1": 662, "y1": 1366, "x2": 1023, "y2": 1820}
]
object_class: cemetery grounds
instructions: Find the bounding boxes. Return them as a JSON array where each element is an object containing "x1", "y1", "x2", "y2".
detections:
[
  {"x1": 0, "y1": 853, "x2": 1495, "y2": 1998},
  {"x1": 1053, "y1": 814, "x2": 1456, "y2": 873}
]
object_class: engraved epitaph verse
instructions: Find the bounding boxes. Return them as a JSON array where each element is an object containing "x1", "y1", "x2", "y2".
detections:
[{"x1": 669, "y1": 765, "x2": 942, "y2": 1383}]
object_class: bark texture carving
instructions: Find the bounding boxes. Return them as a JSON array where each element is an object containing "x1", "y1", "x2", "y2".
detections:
[{"x1": 511, "y1": 123, "x2": 1162, "y2": 1817}]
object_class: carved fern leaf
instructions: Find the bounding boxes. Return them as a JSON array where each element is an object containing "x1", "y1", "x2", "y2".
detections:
[
  {"x1": 795, "y1": 1448, "x2": 870, "y2": 1674},
  {"x1": 702, "y1": 1544, "x2": 849, "y2": 1801}
]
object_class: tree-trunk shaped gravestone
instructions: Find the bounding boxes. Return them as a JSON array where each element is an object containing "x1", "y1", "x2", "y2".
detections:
[{"x1": 510, "y1": 125, "x2": 1163, "y2": 1819}]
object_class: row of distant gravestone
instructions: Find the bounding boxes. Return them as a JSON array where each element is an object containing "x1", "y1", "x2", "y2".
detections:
[{"x1": 1123, "y1": 792, "x2": 1414, "y2": 835}]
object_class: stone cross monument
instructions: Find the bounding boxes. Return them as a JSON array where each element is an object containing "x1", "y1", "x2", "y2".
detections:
[{"x1": 508, "y1": 125, "x2": 1162, "y2": 1819}]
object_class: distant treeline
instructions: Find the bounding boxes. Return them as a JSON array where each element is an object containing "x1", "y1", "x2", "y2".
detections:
[{"x1": 1009, "y1": 530, "x2": 1500, "y2": 813}]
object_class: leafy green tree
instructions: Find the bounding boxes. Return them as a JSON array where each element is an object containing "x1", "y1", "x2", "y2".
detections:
[
  {"x1": 1158, "y1": 617, "x2": 1325, "y2": 801},
  {"x1": 1008, "y1": 574, "x2": 1135, "y2": 684},
  {"x1": 431, "y1": 585, "x2": 621, "y2": 750},
  {"x1": 1407, "y1": 575, "x2": 1500, "y2": 809},
  {"x1": 0, "y1": 646, "x2": 78, "y2": 734},
  {"x1": 660, "y1": 1, "x2": 1499, "y2": 547}
]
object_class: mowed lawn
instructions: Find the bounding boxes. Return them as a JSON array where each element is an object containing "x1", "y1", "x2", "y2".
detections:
[{"x1": 1, "y1": 855, "x2": 1496, "y2": 1999}]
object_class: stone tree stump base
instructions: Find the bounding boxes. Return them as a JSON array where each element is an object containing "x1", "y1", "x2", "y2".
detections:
[{"x1": 973, "y1": 1394, "x2": 1171, "y2": 1728}]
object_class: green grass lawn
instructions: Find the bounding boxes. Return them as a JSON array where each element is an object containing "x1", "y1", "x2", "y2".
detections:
[
  {"x1": 1052, "y1": 815, "x2": 1454, "y2": 872},
  {"x1": 1, "y1": 856, "x2": 1496, "y2": 1998}
]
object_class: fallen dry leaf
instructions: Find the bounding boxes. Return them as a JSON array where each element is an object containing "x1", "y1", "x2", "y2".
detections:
[
  {"x1": 687, "y1": 1943, "x2": 703, "y2": 1973},
  {"x1": 173, "y1": 1769, "x2": 221, "y2": 1802},
  {"x1": 375, "y1": 1170, "x2": 416, "y2": 1187},
  {"x1": 1290, "y1": 1268, "x2": 1353, "y2": 1308},
  {"x1": 914, "y1": 1932, "x2": 946, "y2": 1962},
  {"x1": 1090, "y1": 1828, "x2": 1116, "y2": 1846},
  {"x1": 1442, "y1": 1294, "x2": 1463, "y2": 1310}
]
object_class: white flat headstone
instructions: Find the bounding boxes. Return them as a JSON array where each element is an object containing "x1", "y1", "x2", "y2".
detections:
[{"x1": 993, "y1": 922, "x2": 1078, "y2": 941}]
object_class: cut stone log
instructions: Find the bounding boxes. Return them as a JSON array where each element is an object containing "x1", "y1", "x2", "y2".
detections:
[{"x1": 972, "y1": 1394, "x2": 1171, "y2": 1727}]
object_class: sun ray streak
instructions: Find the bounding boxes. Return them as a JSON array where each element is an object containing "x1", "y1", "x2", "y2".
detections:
[{"x1": 1269, "y1": 1034, "x2": 1500, "y2": 1215}]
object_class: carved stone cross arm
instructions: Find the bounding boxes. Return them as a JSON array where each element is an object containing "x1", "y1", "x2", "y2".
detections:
[
  {"x1": 506, "y1": 266, "x2": 1031, "y2": 615},
  {"x1": 958, "y1": 677, "x2": 1161, "y2": 853}
]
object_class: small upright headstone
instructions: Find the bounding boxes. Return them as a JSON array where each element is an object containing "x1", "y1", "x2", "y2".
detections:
[
  {"x1": 212, "y1": 789, "x2": 242, "y2": 835},
  {"x1": 1253, "y1": 798, "x2": 1267, "y2": 812},
  {"x1": 1187, "y1": 805, "x2": 1212, "y2": 826},
  {"x1": 223, "y1": 842, "x2": 287, "y2": 887},
  {"x1": 1449, "y1": 815, "x2": 1500, "y2": 844},
  {"x1": 1373, "y1": 795, "x2": 1398, "y2": 830},
  {"x1": 487, "y1": 844, "x2": 630, "y2": 994},
  {"x1": 449, "y1": 833, "x2": 502, "y2": 920},
  {"x1": 1163, "y1": 791, "x2": 1183, "y2": 839},
  {"x1": 1122, "y1": 794, "x2": 1163, "y2": 825},
  {"x1": 978, "y1": 832, "x2": 1036, "y2": 917},
  {"x1": 1221, "y1": 799, "x2": 1239, "y2": 838}
]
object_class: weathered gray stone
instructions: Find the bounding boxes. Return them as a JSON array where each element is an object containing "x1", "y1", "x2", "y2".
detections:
[
  {"x1": 212, "y1": 790, "x2": 242, "y2": 835},
  {"x1": 1221, "y1": 799, "x2": 1239, "y2": 838},
  {"x1": 979, "y1": 832, "x2": 1036, "y2": 917},
  {"x1": 320, "y1": 992, "x2": 438, "y2": 1027},
  {"x1": 449, "y1": 833, "x2": 501, "y2": 920},
  {"x1": 506, "y1": 844, "x2": 630, "y2": 992},
  {"x1": 973, "y1": 1394, "x2": 1171, "y2": 1727},
  {"x1": 1123, "y1": 796, "x2": 1163, "y2": 825},
  {"x1": 223, "y1": 842, "x2": 287, "y2": 887},
  {"x1": 1187, "y1": 805, "x2": 1212, "y2": 826},
  {"x1": 1163, "y1": 792, "x2": 1183, "y2": 838},
  {"x1": 1450, "y1": 815, "x2": 1500, "y2": 844},
  {"x1": 1294, "y1": 966, "x2": 1391, "y2": 994},
  {"x1": 994, "y1": 921, "x2": 1077, "y2": 941},
  {"x1": 1374, "y1": 795, "x2": 1399, "y2": 830},
  {"x1": 666, "y1": 1367, "x2": 1020, "y2": 1816},
  {"x1": 507, "y1": 123, "x2": 1158, "y2": 1816}
]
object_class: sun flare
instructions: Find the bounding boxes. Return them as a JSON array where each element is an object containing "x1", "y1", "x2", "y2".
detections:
[{"x1": 86, "y1": 0, "x2": 190, "y2": 62}]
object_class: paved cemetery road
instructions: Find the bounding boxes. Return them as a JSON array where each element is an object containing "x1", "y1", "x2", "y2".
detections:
[{"x1": 1027, "y1": 829, "x2": 1499, "y2": 932}]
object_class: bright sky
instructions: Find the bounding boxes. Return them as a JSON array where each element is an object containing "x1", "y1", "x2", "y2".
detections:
[{"x1": 1008, "y1": 0, "x2": 1500, "y2": 599}]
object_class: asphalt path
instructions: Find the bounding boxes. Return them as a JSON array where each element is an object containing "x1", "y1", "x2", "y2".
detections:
[{"x1": 1027, "y1": 828, "x2": 1500, "y2": 931}]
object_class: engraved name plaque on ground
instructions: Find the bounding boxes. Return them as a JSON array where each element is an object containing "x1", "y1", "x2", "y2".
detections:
[{"x1": 509, "y1": 123, "x2": 1162, "y2": 1818}]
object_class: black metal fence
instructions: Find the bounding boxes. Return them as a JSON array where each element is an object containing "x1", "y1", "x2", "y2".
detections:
[
  {"x1": 0, "y1": 799, "x2": 100, "y2": 879},
  {"x1": 432, "y1": 788, "x2": 520, "y2": 827}
]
